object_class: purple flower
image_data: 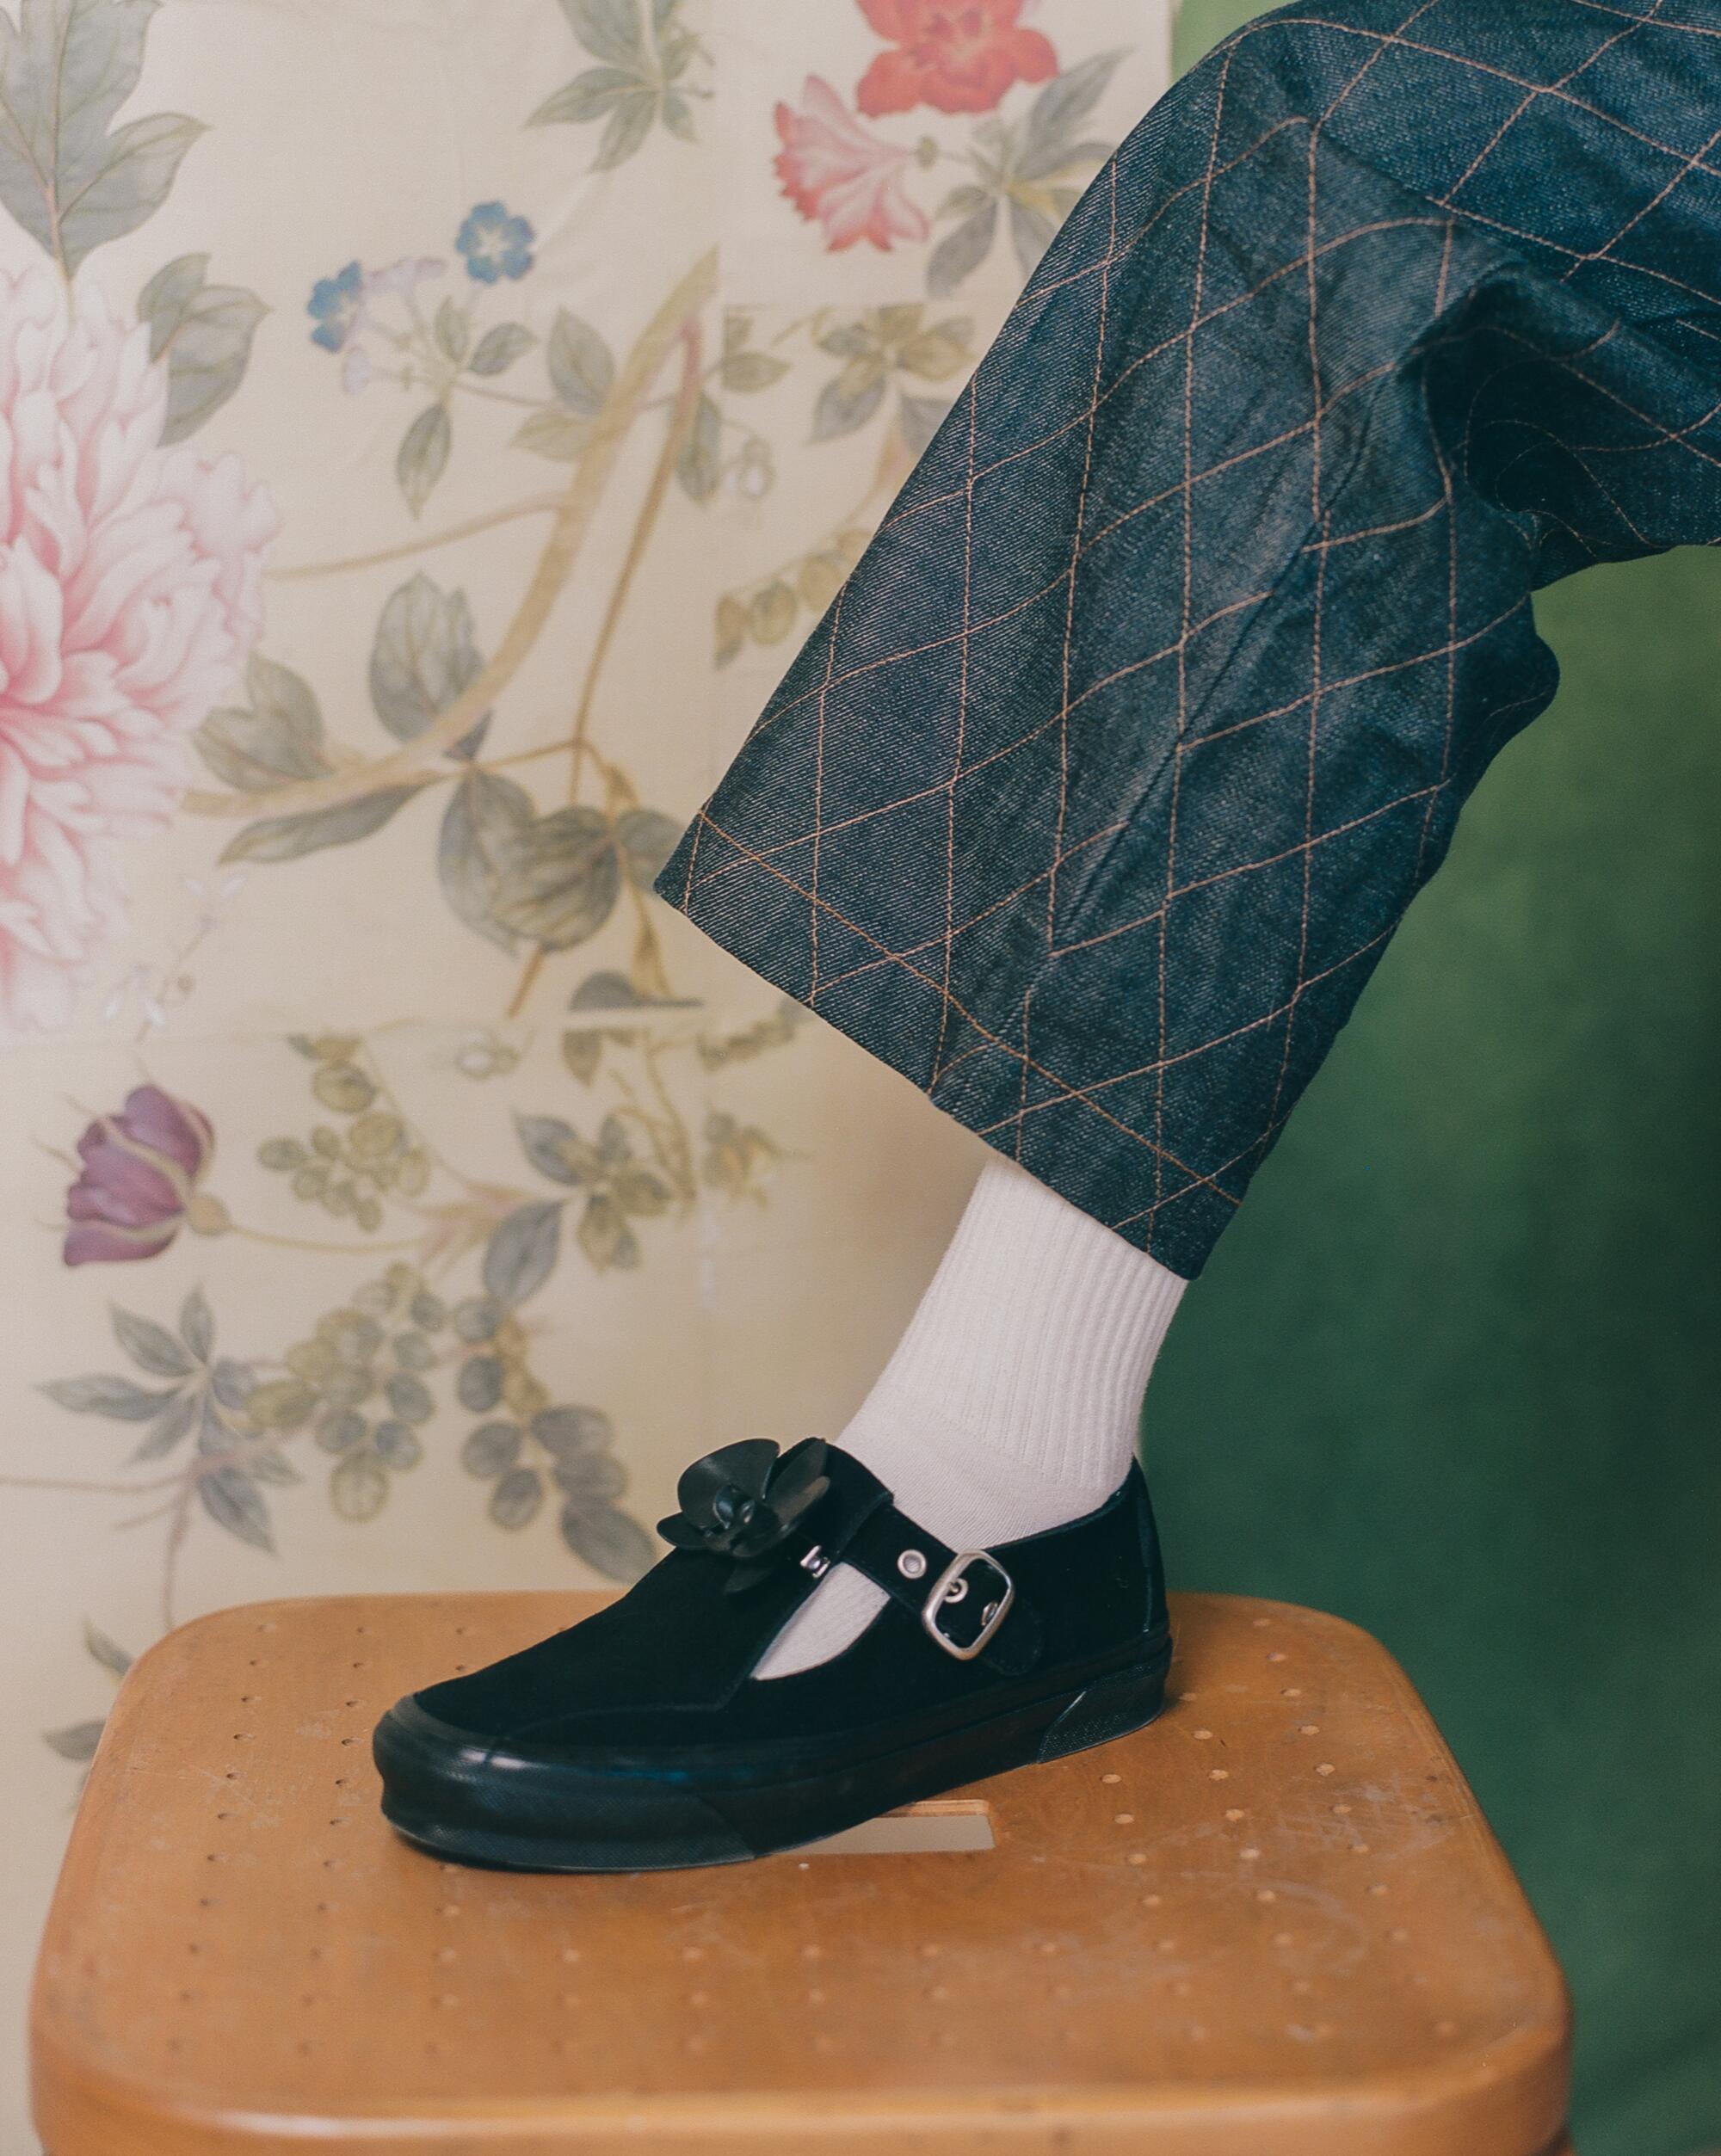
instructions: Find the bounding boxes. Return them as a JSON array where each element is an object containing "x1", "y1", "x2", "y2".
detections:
[{"x1": 65, "y1": 1087, "x2": 225, "y2": 1266}]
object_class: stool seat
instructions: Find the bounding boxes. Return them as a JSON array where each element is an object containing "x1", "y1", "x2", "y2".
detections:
[{"x1": 31, "y1": 1591, "x2": 1571, "y2": 2156}]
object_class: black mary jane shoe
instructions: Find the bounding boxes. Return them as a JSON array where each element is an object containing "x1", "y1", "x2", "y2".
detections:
[{"x1": 373, "y1": 1437, "x2": 1173, "y2": 1873}]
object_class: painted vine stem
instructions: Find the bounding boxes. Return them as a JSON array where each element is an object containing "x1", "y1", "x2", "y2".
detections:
[{"x1": 180, "y1": 247, "x2": 720, "y2": 822}]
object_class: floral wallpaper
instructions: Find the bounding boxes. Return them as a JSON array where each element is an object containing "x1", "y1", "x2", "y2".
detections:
[{"x1": 0, "y1": 0, "x2": 1170, "y2": 2135}]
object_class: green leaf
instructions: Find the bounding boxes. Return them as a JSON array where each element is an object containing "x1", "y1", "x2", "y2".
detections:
[
  {"x1": 490, "y1": 805, "x2": 622, "y2": 950},
  {"x1": 615, "y1": 806, "x2": 682, "y2": 889},
  {"x1": 560, "y1": 1500, "x2": 655, "y2": 1581},
  {"x1": 243, "y1": 1377, "x2": 318, "y2": 1432},
  {"x1": 528, "y1": 65, "x2": 643, "y2": 128},
  {"x1": 547, "y1": 308, "x2": 614, "y2": 415},
  {"x1": 369, "y1": 573, "x2": 484, "y2": 742},
  {"x1": 179, "y1": 1287, "x2": 214, "y2": 1361},
  {"x1": 221, "y1": 785, "x2": 423, "y2": 865},
  {"x1": 211, "y1": 1358, "x2": 255, "y2": 1408},
  {"x1": 532, "y1": 1403, "x2": 612, "y2": 1460},
  {"x1": 44, "y1": 1720, "x2": 105, "y2": 1763},
  {"x1": 1015, "y1": 52, "x2": 1123, "y2": 182},
  {"x1": 898, "y1": 392, "x2": 951, "y2": 459},
  {"x1": 199, "y1": 1465, "x2": 274, "y2": 1552},
  {"x1": 577, "y1": 1191, "x2": 639, "y2": 1271},
  {"x1": 438, "y1": 768, "x2": 534, "y2": 952},
  {"x1": 675, "y1": 391, "x2": 722, "y2": 502},
  {"x1": 812, "y1": 355, "x2": 886, "y2": 442},
  {"x1": 0, "y1": 0, "x2": 204, "y2": 274},
  {"x1": 936, "y1": 183, "x2": 990, "y2": 221},
  {"x1": 41, "y1": 1373, "x2": 176, "y2": 1420},
  {"x1": 660, "y1": 89, "x2": 694, "y2": 142},
  {"x1": 483, "y1": 1201, "x2": 564, "y2": 1307},
  {"x1": 249, "y1": 1445, "x2": 302, "y2": 1487},
  {"x1": 384, "y1": 1372, "x2": 434, "y2": 1426},
  {"x1": 457, "y1": 1354, "x2": 504, "y2": 1413},
  {"x1": 515, "y1": 1114, "x2": 603, "y2": 1188},
  {"x1": 928, "y1": 200, "x2": 998, "y2": 299},
  {"x1": 126, "y1": 1386, "x2": 200, "y2": 1463},
  {"x1": 397, "y1": 402, "x2": 451, "y2": 516},
  {"x1": 83, "y1": 1622, "x2": 132, "y2": 1678},
  {"x1": 489, "y1": 1464, "x2": 544, "y2": 1530},
  {"x1": 896, "y1": 318, "x2": 971, "y2": 381},
  {"x1": 433, "y1": 295, "x2": 470, "y2": 363},
  {"x1": 1009, "y1": 196, "x2": 1058, "y2": 280},
  {"x1": 461, "y1": 1421, "x2": 521, "y2": 1477},
  {"x1": 749, "y1": 582, "x2": 797, "y2": 644},
  {"x1": 719, "y1": 348, "x2": 789, "y2": 394},
  {"x1": 468, "y1": 321, "x2": 535, "y2": 377},
  {"x1": 196, "y1": 651, "x2": 332, "y2": 793},
  {"x1": 112, "y1": 1304, "x2": 193, "y2": 1377},
  {"x1": 330, "y1": 1451, "x2": 388, "y2": 1524},
  {"x1": 138, "y1": 253, "x2": 266, "y2": 444},
  {"x1": 552, "y1": 1448, "x2": 626, "y2": 1501},
  {"x1": 614, "y1": 1165, "x2": 671, "y2": 1218},
  {"x1": 138, "y1": 250, "x2": 206, "y2": 343},
  {"x1": 593, "y1": 86, "x2": 658, "y2": 170},
  {"x1": 715, "y1": 592, "x2": 747, "y2": 665},
  {"x1": 797, "y1": 551, "x2": 846, "y2": 615},
  {"x1": 512, "y1": 408, "x2": 593, "y2": 462},
  {"x1": 569, "y1": 969, "x2": 694, "y2": 1013},
  {"x1": 817, "y1": 322, "x2": 874, "y2": 359},
  {"x1": 558, "y1": 0, "x2": 646, "y2": 69},
  {"x1": 562, "y1": 1029, "x2": 602, "y2": 1084}
]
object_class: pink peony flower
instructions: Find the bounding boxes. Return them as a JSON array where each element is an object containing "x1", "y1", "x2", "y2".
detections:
[
  {"x1": 857, "y1": 0, "x2": 1058, "y2": 118},
  {"x1": 0, "y1": 264, "x2": 276, "y2": 1033},
  {"x1": 64, "y1": 1083, "x2": 225, "y2": 1266},
  {"x1": 774, "y1": 76, "x2": 930, "y2": 252}
]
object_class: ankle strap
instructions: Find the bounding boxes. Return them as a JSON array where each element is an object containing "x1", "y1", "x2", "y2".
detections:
[
  {"x1": 830, "y1": 1495, "x2": 1043, "y2": 1677},
  {"x1": 657, "y1": 1435, "x2": 1044, "y2": 1679}
]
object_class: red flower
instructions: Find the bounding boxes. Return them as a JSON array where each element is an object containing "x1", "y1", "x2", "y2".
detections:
[
  {"x1": 774, "y1": 77, "x2": 930, "y2": 252},
  {"x1": 64, "y1": 1086, "x2": 224, "y2": 1266},
  {"x1": 856, "y1": 0, "x2": 1057, "y2": 118}
]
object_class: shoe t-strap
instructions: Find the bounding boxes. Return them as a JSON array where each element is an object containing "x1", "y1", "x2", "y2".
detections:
[{"x1": 837, "y1": 1500, "x2": 1043, "y2": 1676}]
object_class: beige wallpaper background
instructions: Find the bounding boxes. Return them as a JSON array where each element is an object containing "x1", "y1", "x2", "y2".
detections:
[{"x1": 0, "y1": 0, "x2": 1171, "y2": 2136}]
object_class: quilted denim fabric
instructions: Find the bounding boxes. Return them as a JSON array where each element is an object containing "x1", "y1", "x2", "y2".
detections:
[{"x1": 659, "y1": 0, "x2": 1721, "y2": 1278}]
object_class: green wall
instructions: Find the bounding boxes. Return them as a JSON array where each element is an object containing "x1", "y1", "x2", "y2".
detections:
[{"x1": 1154, "y1": 11, "x2": 1721, "y2": 2153}]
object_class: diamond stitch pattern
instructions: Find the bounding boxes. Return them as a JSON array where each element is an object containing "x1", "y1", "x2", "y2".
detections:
[{"x1": 659, "y1": 0, "x2": 1721, "y2": 1277}]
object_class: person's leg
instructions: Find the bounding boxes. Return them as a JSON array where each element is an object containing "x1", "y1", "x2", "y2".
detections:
[
  {"x1": 380, "y1": 3, "x2": 1721, "y2": 1867},
  {"x1": 656, "y1": 10, "x2": 1721, "y2": 1689}
]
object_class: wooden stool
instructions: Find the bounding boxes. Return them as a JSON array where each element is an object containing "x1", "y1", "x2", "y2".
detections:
[{"x1": 31, "y1": 1592, "x2": 1572, "y2": 2155}]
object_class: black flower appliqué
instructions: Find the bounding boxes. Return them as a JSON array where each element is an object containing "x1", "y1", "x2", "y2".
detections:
[{"x1": 657, "y1": 1437, "x2": 830, "y2": 1588}]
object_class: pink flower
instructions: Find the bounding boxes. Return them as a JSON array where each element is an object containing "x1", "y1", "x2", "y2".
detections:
[
  {"x1": 857, "y1": 0, "x2": 1058, "y2": 118},
  {"x1": 65, "y1": 1083, "x2": 225, "y2": 1266},
  {"x1": 0, "y1": 265, "x2": 276, "y2": 1033},
  {"x1": 774, "y1": 77, "x2": 930, "y2": 252}
]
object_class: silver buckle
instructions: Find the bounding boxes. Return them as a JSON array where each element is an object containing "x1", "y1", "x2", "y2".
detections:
[{"x1": 921, "y1": 1550, "x2": 1014, "y2": 1661}]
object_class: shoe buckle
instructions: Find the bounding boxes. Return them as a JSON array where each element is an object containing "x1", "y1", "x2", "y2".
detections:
[{"x1": 922, "y1": 1550, "x2": 1014, "y2": 1661}]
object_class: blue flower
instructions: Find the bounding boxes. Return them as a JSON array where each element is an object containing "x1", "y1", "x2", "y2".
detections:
[
  {"x1": 456, "y1": 201, "x2": 535, "y2": 284},
  {"x1": 307, "y1": 260, "x2": 365, "y2": 353}
]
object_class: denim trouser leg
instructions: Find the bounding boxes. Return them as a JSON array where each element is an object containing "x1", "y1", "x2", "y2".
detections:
[{"x1": 657, "y1": 0, "x2": 1721, "y2": 1279}]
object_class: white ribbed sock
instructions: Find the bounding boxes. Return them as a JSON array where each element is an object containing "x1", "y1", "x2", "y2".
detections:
[{"x1": 754, "y1": 1156, "x2": 1186, "y2": 1679}]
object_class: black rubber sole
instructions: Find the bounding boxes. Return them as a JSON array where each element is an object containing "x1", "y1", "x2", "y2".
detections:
[{"x1": 376, "y1": 1638, "x2": 1173, "y2": 1874}]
